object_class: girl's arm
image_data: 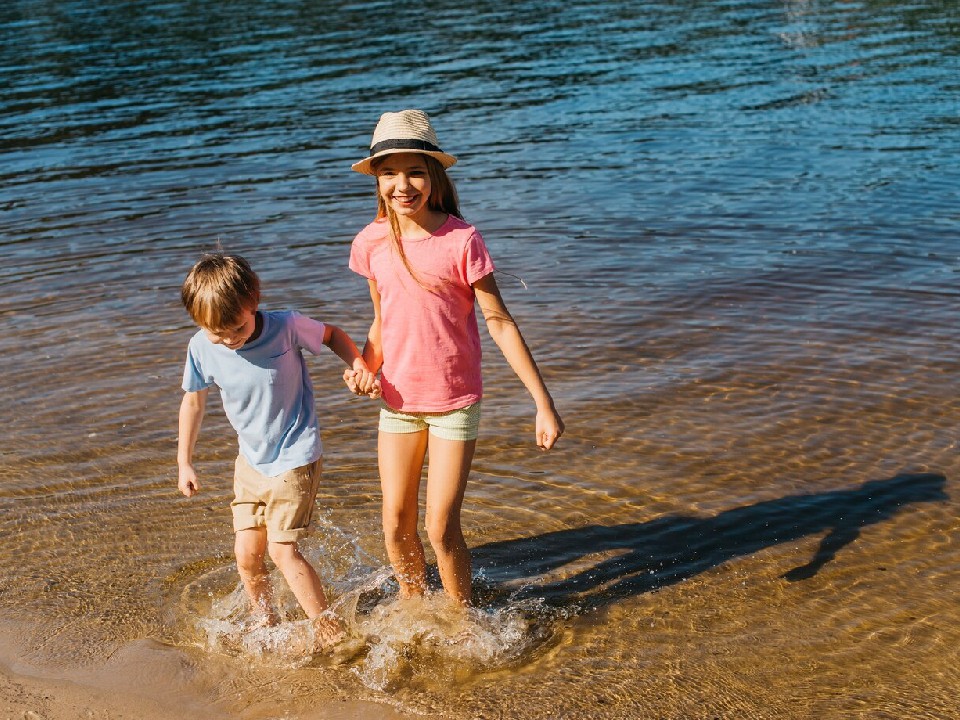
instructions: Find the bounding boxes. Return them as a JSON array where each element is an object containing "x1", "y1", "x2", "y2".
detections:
[
  {"x1": 177, "y1": 388, "x2": 209, "y2": 497},
  {"x1": 362, "y1": 279, "x2": 384, "y2": 374},
  {"x1": 474, "y1": 273, "x2": 564, "y2": 450}
]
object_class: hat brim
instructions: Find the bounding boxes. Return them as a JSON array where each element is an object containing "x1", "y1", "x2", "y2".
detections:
[{"x1": 351, "y1": 148, "x2": 458, "y2": 175}]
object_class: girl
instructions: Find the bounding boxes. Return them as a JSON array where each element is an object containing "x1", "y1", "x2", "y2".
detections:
[{"x1": 345, "y1": 109, "x2": 564, "y2": 606}]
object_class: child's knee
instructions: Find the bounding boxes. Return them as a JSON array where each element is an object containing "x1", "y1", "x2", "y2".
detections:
[
  {"x1": 426, "y1": 517, "x2": 462, "y2": 553},
  {"x1": 235, "y1": 547, "x2": 266, "y2": 576},
  {"x1": 382, "y1": 507, "x2": 418, "y2": 540},
  {"x1": 267, "y1": 540, "x2": 300, "y2": 566},
  {"x1": 234, "y1": 530, "x2": 267, "y2": 570}
]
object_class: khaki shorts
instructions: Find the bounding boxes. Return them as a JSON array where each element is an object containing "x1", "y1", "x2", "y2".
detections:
[
  {"x1": 378, "y1": 401, "x2": 481, "y2": 441},
  {"x1": 231, "y1": 455, "x2": 322, "y2": 543}
]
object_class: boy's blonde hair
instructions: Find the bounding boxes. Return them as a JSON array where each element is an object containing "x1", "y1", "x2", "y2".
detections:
[{"x1": 181, "y1": 253, "x2": 260, "y2": 330}]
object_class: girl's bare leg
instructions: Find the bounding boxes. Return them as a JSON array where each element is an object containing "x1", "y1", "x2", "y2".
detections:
[
  {"x1": 424, "y1": 436, "x2": 476, "y2": 606},
  {"x1": 234, "y1": 528, "x2": 279, "y2": 624},
  {"x1": 378, "y1": 429, "x2": 429, "y2": 598}
]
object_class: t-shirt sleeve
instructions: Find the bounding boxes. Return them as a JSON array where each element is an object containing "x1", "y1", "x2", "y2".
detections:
[
  {"x1": 182, "y1": 335, "x2": 213, "y2": 392},
  {"x1": 464, "y1": 229, "x2": 496, "y2": 285},
  {"x1": 291, "y1": 311, "x2": 328, "y2": 357},
  {"x1": 349, "y1": 232, "x2": 373, "y2": 279}
]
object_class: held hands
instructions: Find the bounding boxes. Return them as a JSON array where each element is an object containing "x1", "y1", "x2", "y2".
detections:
[
  {"x1": 343, "y1": 365, "x2": 382, "y2": 399},
  {"x1": 178, "y1": 464, "x2": 199, "y2": 498},
  {"x1": 536, "y1": 406, "x2": 565, "y2": 451}
]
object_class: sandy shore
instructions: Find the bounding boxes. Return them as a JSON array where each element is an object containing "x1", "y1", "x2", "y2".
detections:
[
  {"x1": 0, "y1": 626, "x2": 410, "y2": 720},
  {"x1": 0, "y1": 661, "x2": 411, "y2": 720},
  {"x1": 0, "y1": 661, "x2": 187, "y2": 720}
]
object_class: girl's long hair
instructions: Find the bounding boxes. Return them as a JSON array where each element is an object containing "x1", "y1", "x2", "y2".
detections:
[{"x1": 373, "y1": 154, "x2": 463, "y2": 289}]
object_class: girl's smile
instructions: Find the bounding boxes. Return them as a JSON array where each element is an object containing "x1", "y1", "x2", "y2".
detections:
[{"x1": 376, "y1": 152, "x2": 432, "y2": 223}]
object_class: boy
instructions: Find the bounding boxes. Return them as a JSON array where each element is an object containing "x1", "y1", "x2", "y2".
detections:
[{"x1": 176, "y1": 252, "x2": 378, "y2": 648}]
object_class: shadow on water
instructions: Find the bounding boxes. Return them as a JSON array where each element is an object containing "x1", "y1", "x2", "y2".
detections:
[{"x1": 473, "y1": 473, "x2": 948, "y2": 610}]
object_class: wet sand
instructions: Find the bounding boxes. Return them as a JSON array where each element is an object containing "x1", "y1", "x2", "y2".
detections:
[
  {"x1": 0, "y1": 663, "x2": 185, "y2": 720},
  {"x1": 0, "y1": 622, "x2": 415, "y2": 720},
  {"x1": 0, "y1": 666, "x2": 414, "y2": 720}
]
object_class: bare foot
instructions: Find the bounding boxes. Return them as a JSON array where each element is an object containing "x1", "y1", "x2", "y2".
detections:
[
  {"x1": 251, "y1": 610, "x2": 281, "y2": 628},
  {"x1": 312, "y1": 613, "x2": 346, "y2": 652}
]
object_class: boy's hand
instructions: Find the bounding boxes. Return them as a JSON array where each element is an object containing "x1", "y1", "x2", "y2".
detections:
[
  {"x1": 535, "y1": 408, "x2": 564, "y2": 451},
  {"x1": 343, "y1": 367, "x2": 360, "y2": 394},
  {"x1": 343, "y1": 367, "x2": 382, "y2": 399},
  {"x1": 178, "y1": 464, "x2": 200, "y2": 497},
  {"x1": 354, "y1": 366, "x2": 381, "y2": 398}
]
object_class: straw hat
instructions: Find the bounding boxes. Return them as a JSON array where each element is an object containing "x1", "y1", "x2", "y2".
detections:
[{"x1": 351, "y1": 109, "x2": 457, "y2": 175}]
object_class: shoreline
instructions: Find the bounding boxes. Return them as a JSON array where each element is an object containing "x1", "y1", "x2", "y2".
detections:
[
  {"x1": 0, "y1": 658, "x2": 414, "y2": 720},
  {"x1": 0, "y1": 622, "x2": 412, "y2": 720},
  {"x1": 0, "y1": 660, "x2": 192, "y2": 720}
]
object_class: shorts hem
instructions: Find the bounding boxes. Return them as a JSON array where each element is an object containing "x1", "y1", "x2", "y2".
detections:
[
  {"x1": 267, "y1": 527, "x2": 310, "y2": 543},
  {"x1": 427, "y1": 426, "x2": 478, "y2": 442},
  {"x1": 233, "y1": 517, "x2": 264, "y2": 533},
  {"x1": 230, "y1": 523, "x2": 309, "y2": 543}
]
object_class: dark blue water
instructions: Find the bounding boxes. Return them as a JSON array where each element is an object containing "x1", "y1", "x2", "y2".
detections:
[{"x1": 2, "y1": 2, "x2": 959, "y2": 719}]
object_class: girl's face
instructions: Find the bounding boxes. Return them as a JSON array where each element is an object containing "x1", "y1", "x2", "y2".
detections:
[
  {"x1": 204, "y1": 306, "x2": 257, "y2": 350},
  {"x1": 376, "y1": 152, "x2": 432, "y2": 222}
]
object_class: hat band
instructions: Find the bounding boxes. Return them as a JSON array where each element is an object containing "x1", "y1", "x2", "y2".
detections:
[{"x1": 370, "y1": 138, "x2": 444, "y2": 155}]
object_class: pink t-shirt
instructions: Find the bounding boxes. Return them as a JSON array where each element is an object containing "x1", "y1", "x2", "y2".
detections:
[{"x1": 349, "y1": 215, "x2": 495, "y2": 412}]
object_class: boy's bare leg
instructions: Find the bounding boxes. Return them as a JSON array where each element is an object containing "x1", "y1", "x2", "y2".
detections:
[
  {"x1": 235, "y1": 528, "x2": 279, "y2": 625},
  {"x1": 268, "y1": 541, "x2": 329, "y2": 616},
  {"x1": 268, "y1": 541, "x2": 344, "y2": 649}
]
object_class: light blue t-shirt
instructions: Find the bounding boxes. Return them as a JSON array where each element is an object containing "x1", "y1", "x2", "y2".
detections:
[{"x1": 182, "y1": 310, "x2": 328, "y2": 476}]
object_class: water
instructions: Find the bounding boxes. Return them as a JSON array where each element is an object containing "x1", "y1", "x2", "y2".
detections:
[{"x1": 2, "y1": 0, "x2": 959, "y2": 717}]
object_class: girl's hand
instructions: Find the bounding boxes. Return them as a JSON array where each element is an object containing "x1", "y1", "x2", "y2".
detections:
[
  {"x1": 178, "y1": 465, "x2": 199, "y2": 497},
  {"x1": 536, "y1": 408, "x2": 565, "y2": 450}
]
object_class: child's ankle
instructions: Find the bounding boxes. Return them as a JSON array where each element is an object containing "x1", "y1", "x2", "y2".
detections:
[
  {"x1": 311, "y1": 613, "x2": 345, "y2": 651},
  {"x1": 252, "y1": 610, "x2": 280, "y2": 628}
]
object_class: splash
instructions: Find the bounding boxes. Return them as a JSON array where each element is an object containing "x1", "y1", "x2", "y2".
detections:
[
  {"x1": 340, "y1": 583, "x2": 572, "y2": 692},
  {"x1": 182, "y1": 514, "x2": 574, "y2": 683},
  {"x1": 194, "y1": 583, "x2": 315, "y2": 667},
  {"x1": 188, "y1": 564, "x2": 573, "y2": 685}
]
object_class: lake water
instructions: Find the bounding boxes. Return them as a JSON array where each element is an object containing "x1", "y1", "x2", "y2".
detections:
[{"x1": 2, "y1": 1, "x2": 959, "y2": 718}]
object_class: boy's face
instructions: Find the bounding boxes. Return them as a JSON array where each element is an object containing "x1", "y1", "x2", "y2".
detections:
[{"x1": 203, "y1": 307, "x2": 257, "y2": 350}]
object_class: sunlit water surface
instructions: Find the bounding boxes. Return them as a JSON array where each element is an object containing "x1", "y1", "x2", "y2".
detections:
[{"x1": 2, "y1": 1, "x2": 959, "y2": 718}]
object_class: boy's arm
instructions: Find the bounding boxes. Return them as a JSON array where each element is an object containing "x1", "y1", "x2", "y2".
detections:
[
  {"x1": 177, "y1": 388, "x2": 209, "y2": 497},
  {"x1": 342, "y1": 279, "x2": 384, "y2": 397},
  {"x1": 325, "y1": 321, "x2": 380, "y2": 397},
  {"x1": 473, "y1": 273, "x2": 564, "y2": 450}
]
